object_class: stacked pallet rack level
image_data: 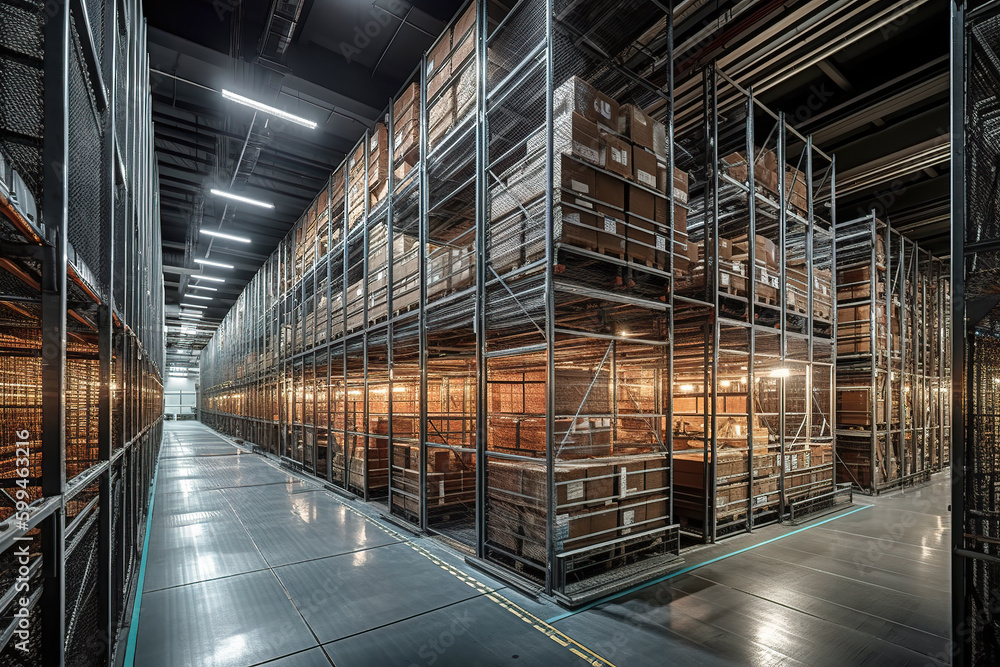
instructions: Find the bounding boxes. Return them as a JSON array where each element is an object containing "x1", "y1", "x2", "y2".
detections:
[
  {"x1": 952, "y1": 1, "x2": 1000, "y2": 664},
  {"x1": 834, "y1": 213, "x2": 951, "y2": 494},
  {"x1": 671, "y1": 65, "x2": 844, "y2": 543},
  {"x1": 0, "y1": 0, "x2": 164, "y2": 664}
]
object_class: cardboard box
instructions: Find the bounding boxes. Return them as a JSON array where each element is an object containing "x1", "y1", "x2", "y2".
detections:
[
  {"x1": 451, "y1": 1, "x2": 476, "y2": 68},
  {"x1": 626, "y1": 215, "x2": 668, "y2": 268},
  {"x1": 556, "y1": 112, "x2": 602, "y2": 166},
  {"x1": 633, "y1": 147, "x2": 658, "y2": 190},
  {"x1": 595, "y1": 170, "x2": 625, "y2": 209},
  {"x1": 594, "y1": 203, "x2": 625, "y2": 253},
  {"x1": 561, "y1": 156, "x2": 597, "y2": 198},
  {"x1": 368, "y1": 122, "x2": 389, "y2": 190},
  {"x1": 618, "y1": 104, "x2": 663, "y2": 155},
  {"x1": 427, "y1": 31, "x2": 452, "y2": 99},
  {"x1": 554, "y1": 75, "x2": 619, "y2": 128},
  {"x1": 628, "y1": 184, "x2": 655, "y2": 221},
  {"x1": 602, "y1": 132, "x2": 631, "y2": 178}
]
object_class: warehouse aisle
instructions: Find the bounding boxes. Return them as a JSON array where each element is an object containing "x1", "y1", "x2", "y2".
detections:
[
  {"x1": 129, "y1": 422, "x2": 610, "y2": 666},
  {"x1": 131, "y1": 422, "x2": 950, "y2": 666}
]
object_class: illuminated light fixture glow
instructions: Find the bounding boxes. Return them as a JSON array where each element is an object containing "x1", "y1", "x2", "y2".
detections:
[
  {"x1": 720, "y1": 380, "x2": 731, "y2": 388},
  {"x1": 209, "y1": 188, "x2": 274, "y2": 209},
  {"x1": 769, "y1": 368, "x2": 790, "y2": 378},
  {"x1": 221, "y1": 89, "x2": 318, "y2": 129},
  {"x1": 202, "y1": 229, "x2": 252, "y2": 243},
  {"x1": 196, "y1": 276, "x2": 227, "y2": 283},
  {"x1": 679, "y1": 384, "x2": 695, "y2": 392},
  {"x1": 186, "y1": 294, "x2": 213, "y2": 301},
  {"x1": 190, "y1": 285, "x2": 217, "y2": 292},
  {"x1": 194, "y1": 258, "x2": 234, "y2": 269},
  {"x1": 179, "y1": 313, "x2": 204, "y2": 319},
  {"x1": 182, "y1": 304, "x2": 208, "y2": 310}
]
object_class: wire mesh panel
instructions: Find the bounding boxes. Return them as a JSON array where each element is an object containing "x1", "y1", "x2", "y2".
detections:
[{"x1": 957, "y1": 4, "x2": 1000, "y2": 663}]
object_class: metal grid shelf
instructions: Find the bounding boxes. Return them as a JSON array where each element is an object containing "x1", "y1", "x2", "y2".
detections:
[{"x1": 0, "y1": 1, "x2": 164, "y2": 664}]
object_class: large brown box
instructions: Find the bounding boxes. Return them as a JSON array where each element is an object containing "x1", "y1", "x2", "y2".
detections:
[
  {"x1": 628, "y1": 184, "x2": 655, "y2": 221},
  {"x1": 618, "y1": 104, "x2": 665, "y2": 158},
  {"x1": 426, "y1": 30, "x2": 452, "y2": 99},
  {"x1": 451, "y1": 1, "x2": 476, "y2": 69},
  {"x1": 554, "y1": 75, "x2": 619, "y2": 128},
  {"x1": 632, "y1": 147, "x2": 658, "y2": 190},
  {"x1": 785, "y1": 165, "x2": 808, "y2": 211},
  {"x1": 555, "y1": 112, "x2": 602, "y2": 166},
  {"x1": 626, "y1": 215, "x2": 668, "y2": 268},
  {"x1": 562, "y1": 156, "x2": 597, "y2": 198},
  {"x1": 595, "y1": 170, "x2": 625, "y2": 209},
  {"x1": 602, "y1": 132, "x2": 631, "y2": 179},
  {"x1": 594, "y1": 203, "x2": 626, "y2": 253}
]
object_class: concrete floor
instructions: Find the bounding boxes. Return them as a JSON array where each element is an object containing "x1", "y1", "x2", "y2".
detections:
[{"x1": 129, "y1": 422, "x2": 950, "y2": 666}]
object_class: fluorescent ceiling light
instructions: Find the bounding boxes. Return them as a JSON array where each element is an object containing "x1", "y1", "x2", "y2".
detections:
[
  {"x1": 186, "y1": 294, "x2": 213, "y2": 301},
  {"x1": 221, "y1": 89, "x2": 318, "y2": 129},
  {"x1": 182, "y1": 304, "x2": 208, "y2": 310},
  {"x1": 195, "y1": 276, "x2": 226, "y2": 283},
  {"x1": 769, "y1": 368, "x2": 790, "y2": 378},
  {"x1": 202, "y1": 229, "x2": 252, "y2": 243},
  {"x1": 210, "y1": 188, "x2": 274, "y2": 209},
  {"x1": 194, "y1": 258, "x2": 234, "y2": 269},
  {"x1": 189, "y1": 285, "x2": 217, "y2": 292},
  {"x1": 179, "y1": 313, "x2": 204, "y2": 319}
]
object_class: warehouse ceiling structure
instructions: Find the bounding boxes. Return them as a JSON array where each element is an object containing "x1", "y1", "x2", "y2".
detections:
[{"x1": 146, "y1": 0, "x2": 948, "y2": 370}]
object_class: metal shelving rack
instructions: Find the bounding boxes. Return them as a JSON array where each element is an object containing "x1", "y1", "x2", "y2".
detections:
[
  {"x1": 200, "y1": 0, "x2": 863, "y2": 600},
  {"x1": 952, "y1": 1, "x2": 1000, "y2": 664},
  {"x1": 202, "y1": 0, "x2": 687, "y2": 604},
  {"x1": 0, "y1": 0, "x2": 164, "y2": 664},
  {"x1": 834, "y1": 214, "x2": 950, "y2": 494},
  {"x1": 671, "y1": 66, "x2": 842, "y2": 544}
]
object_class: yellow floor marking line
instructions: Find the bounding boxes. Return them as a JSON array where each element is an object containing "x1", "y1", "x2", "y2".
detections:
[{"x1": 335, "y1": 496, "x2": 615, "y2": 666}]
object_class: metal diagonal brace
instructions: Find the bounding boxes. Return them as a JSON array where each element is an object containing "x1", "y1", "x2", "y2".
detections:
[
  {"x1": 556, "y1": 341, "x2": 613, "y2": 456},
  {"x1": 488, "y1": 265, "x2": 547, "y2": 340}
]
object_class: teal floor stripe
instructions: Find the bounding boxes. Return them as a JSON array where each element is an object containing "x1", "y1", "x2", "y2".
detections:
[
  {"x1": 546, "y1": 503, "x2": 872, "y2": 624},
  {"x1": 122, "y1": 456, "x2": 161, "y2": 665}
]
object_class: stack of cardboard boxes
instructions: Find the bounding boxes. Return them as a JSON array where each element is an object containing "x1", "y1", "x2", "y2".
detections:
[
  {"x1": 369, "y1": 122, "x2": 389, "y2": 208},
  {"x1": 486, "y1": 453, "x2": 669, "y2": 563},
  {"x1": 347, "y1": 143, "x2": 366, "y2": 229},
  {"x1": 426, "y1": 2, "x2": 476, "y2": 149},
  {"x1": 393, "y1": 83, "x2": 420, "y2": 183}
]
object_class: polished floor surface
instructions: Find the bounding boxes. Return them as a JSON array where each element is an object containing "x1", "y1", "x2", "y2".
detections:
[{"x1": 129, "y1": 422, "x2": 950, "y2": 666}]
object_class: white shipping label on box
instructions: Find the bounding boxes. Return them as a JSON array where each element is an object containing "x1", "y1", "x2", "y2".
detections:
[
  {"x1": 571, "y1": 197, "x2": 594, "y2": 210},
  {"x1": 673, "y1": 186, "x2": 688, "y2": 204},
  {"x1": 622, "y1": 508, "x2": 635, "y2": 534},
  {"x1": 754, "y1": 494, "x2": 769, "y2": 507},
  {"x1": 603, "y1": 216, "x2": 618, "y2": 234},
  {"x1": 619, "y1": 468, "x2": 628, "y2": 498},
  {"x1": 610, "y1": 146, "x2": 628, "y2": 167},
  {"x1": 394, "y1": 132, "x2": 403, "y2": 148},
  {"x1": 655, "y1": 234, "x2": 666, "y2": 251},
  {"x1": 573, "y1": 141, "x2": 600, "y2": 164},
  {"x1": 570, "y1": 179, "x2": 590, "y2": 195},
  {"x1": 564, "y1": 212, "x2": 581, "y2": 226},
  {"x1": 567, "y1": 480, "x2": 584, "y2": 501},
  {"x1": 771, "y1": 276, "x2": 780, "y2": 288},
  {"x1": 438, "y1": 480, "x2": 445, "y2": 505},
  {"x1": 721, "y1": 272, "x2": 730, "y2": 287},
  {"x1": 370, "y1": 134, "x2": 378, "y2": 152},
  {"x1": 638, "y1": 169, "x2": 657, "y2": 188}
]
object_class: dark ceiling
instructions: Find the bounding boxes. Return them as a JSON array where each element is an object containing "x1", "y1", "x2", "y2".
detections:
[
  {"x1": 147, "y1": 0, "x2": 949, "y2": 371},
  {"x1": 145, "y1": 0, "x2": 467, "y2": 367}
]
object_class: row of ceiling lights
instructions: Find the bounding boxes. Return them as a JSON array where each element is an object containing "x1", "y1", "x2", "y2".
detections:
[{"x1": 176, "y1": 90, "x2": 319, "y2": 327}]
